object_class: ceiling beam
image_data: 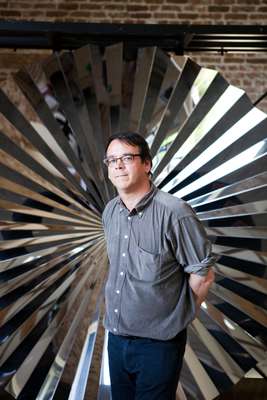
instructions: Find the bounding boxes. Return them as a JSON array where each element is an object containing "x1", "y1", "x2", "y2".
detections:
[{"x1": 0, "y1": 20, "x2": 267, "y2": 53}]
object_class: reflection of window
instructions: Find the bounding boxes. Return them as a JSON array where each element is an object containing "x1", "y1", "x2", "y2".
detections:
[
  {"x1": 150, "y1": 68, "x2": 218, "y2": 173},
  {"x1": 191, "y1": 68, "x2": 217, "y2": 105},
  {"x1": 167, "y1": 107, "x2": 266, "y2": 194},
  {"x1": 155, "y1": 86, "x2": 247, "y2": 188},
  {"x1": 177, "y1": 139, "x2": 266, "y2": 199}
]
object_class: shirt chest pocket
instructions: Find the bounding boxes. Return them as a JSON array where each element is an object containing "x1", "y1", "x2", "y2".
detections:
[{"x1": 133, "y1": 246, "x2": 161, "y2": 282}]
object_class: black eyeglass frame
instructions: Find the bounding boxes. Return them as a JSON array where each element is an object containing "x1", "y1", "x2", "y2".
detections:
[{"x1": 103, "y1": 153, "x2": 142, "y2": 167}]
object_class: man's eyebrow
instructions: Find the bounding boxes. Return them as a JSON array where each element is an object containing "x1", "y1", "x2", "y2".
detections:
[{"x1": 106, "y1": 153, "x2": 132, "y2": 158}]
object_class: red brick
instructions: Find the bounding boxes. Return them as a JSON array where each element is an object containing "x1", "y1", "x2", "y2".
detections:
[
  {"x1": 153, "y1": 20, "x2": 171, "y2": 24},
  {"x1": 208, "y1": 6, "x2": 230, "y2": 12},
  {"x1": 104, "y1": 4, "x2": 125, "y2": 10},
  {"x1": 175, "y1": 12, "x2": 199, "y2": 18},
  {"x1": 224, "y1": 13, "x2": 248, "y2": 19},
  {"x1": 127, "y1": 5, "x2": 149, "y2": 11},
  {"x1": 224, "y1": 58, "x2": 244, "y2": 63},
  {"x1": 21, "y1": 10, "x2": 45, "y2": 17},
  {"x1": 183, "y1": 5, "x2": 207, "y2": 11},
  {"x1": 105, "y1": 12, "x2": 129, "y2": 18},
  {"x1": 153, "y1": 12, "x2": 179, "y2": 18},
  {"x1": 149, "y1": 5, "x2": 161, "y2": 11},
  {"x1": 91, "y1": 0, "x2": 124, "y2": 2},
  {"x1": 128, "y1": 12, "x2": 152, "y2": 18},
  {"x1": 236, "y1": 0, "x2": 260, "y2": 3},
  {"x1": 166, "y1": 0, "x2": 189, "y2": 3},
  {"x1": 198, "y1": 57, "x2": 223, "y2": 64},
  {"x1": 66, "y1": 17, "x2": 83, "y2": 21},
  {"x1": 9, "y1": 2, "x2": 33, "y2": 8},
  {"x1": 46, "y1": 10, "x2": 68, "y2": 17},
  {"x1": 0, "y1": 54, "x2": 49, "y2": 71},
  {"x1": 231, "y1": 5, "x2": 255, "y2": 11},
  {"x1": 90, "y1": 11, "x2": 107, "y2": 17},
  {"x1": 232, "y1": 79, "x2": 243, "y2": 85},
  {"x1": 249, "y1": 13, "x2": 267, "y2": 19},
  {"x1": 212, "y1": 0, "x2": 235, "y2": 3},
  {"x1": 70, "y1": 10, "x2": 106, "y2": 17},
  {"x1": 189, "y1": 13, "x2": 222, "y2": 20},
  {"x1": 164, "y1": 5, "x2": 183, "y2": 11},
  {"x1": 249, "y1": 58, "x2": 267, "y2": 63},
  {"x1": 0, "y1": 10, "x2": 22, "y2": 16},
  {"x1": 80, "y1": 3, "x2": 104, "y2": 10},
  {"x1": 34, "y1": 3, "x2": 56, "y2": 9},
  {"x1": 121, "y1": 19, "x2": 137, "y2": 23},
  {"x1": 58, "y1": 3, "x2": 79, "y2": 10}
]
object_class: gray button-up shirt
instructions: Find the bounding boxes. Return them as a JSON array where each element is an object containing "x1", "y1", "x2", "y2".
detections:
[{"x1": 102, "y1": 184, "x2": 215, "y2": 340}]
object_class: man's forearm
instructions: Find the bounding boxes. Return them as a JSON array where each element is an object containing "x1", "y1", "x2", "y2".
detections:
[{"x1": 189, "y1": 268, "x2": 215, "y2": 310}]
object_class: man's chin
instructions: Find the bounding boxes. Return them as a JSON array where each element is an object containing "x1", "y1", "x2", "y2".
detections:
[
  {"x1": 116, "y1": 183, "x2": 130, "y2": 190},
  {"x1": 114, "y1": 182, "x2": 133, "y2": 193}
]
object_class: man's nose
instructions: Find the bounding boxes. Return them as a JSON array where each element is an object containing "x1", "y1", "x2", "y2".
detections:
[{"x1": 115, "y1": 158, "x2": 124, "y2": 168}]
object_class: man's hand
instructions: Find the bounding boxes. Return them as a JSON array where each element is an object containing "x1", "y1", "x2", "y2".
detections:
[{"x1": 189, "y1": 269, "x2": 215, "y2": 314}]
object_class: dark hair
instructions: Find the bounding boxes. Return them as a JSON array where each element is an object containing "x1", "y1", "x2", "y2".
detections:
[{"x1": 105, "y1": 131, "x2": 152, "y2": 169}]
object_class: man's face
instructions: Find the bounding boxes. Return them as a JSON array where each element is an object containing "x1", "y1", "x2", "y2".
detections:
[{"x1": 105, "y1": 139, "x2": 151, "y2": 193}]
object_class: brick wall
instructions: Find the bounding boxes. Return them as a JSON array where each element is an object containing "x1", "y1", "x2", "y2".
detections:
[
  {"x1": 0, "y1": 0, "x2": 267, "y2": 110},
  {"x1": 1, "y1": 0, "x2": 267, "y2": 24}
]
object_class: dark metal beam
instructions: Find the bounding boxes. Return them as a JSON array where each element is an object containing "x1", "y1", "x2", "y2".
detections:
[{"x1": 0, "y1": 20, "x2": 267, "y2": 53}]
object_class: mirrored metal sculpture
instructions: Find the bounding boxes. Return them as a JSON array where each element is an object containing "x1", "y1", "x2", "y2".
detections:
[{"x1": 0, "y1": 43, "x2": 266, "y2": 399}]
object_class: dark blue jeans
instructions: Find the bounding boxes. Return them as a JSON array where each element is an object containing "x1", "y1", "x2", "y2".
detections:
[{"x1": 108, "y1": 330, "x2": 187, "y2": 400}]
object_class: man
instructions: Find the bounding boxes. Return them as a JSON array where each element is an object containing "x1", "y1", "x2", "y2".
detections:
[{"x1": 102, "y1": 131, "x2": 215, "y2": 400}]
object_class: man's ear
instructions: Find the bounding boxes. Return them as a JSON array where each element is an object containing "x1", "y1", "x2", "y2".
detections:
[{"x1": 144, "y1": 159, "x2": 151, "y2": 173}]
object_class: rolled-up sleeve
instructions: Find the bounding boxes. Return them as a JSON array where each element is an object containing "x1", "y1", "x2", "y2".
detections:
[{"x1": 172, "y1": 216, "x2": 216, "y2": 276}]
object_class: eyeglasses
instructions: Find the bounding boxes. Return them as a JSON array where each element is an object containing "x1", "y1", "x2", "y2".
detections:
[{"x1": 103, "y1": 154, "x2": 141, "y2": 167}]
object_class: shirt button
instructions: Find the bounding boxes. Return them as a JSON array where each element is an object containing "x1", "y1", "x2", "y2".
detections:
[
  {"x1": 124, "y1": 235, "x2": 128, "y2": 239},
  {"x1": 120, "y1": 271, "x2": 124, "y2": 276},
  {"x1": 116, "y1": 290, "x2": 120, "y2": 294},
  {"x1": 122, "y1": 253, "x2": 126, "y2": 257},
  {"x1": 114, "y1": 309, "x2": 118, "y2": 313},
  {"x1": 128, "y1": 216, "x2": 131, "y2": 220},
  {"x1": 113, "y1": 328, "x2": 117, "y2": 332},
  {"x1": 139, "y1": 212, "x2": 143, "y2": 216}
]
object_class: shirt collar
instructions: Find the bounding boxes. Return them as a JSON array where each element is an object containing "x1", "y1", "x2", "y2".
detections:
[{"x1": 117, "y1": 183, "x2": 158, "y2": 215}]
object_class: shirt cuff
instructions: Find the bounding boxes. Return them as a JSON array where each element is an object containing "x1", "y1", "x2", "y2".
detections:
[{"x1": 184, "y1": 255, "x2": 217, "y2": 276}]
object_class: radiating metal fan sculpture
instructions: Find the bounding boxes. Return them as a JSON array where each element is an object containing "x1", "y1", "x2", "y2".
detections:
[{"x1": 0, "y1": 43, "x2": 266, "y2": 400}]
